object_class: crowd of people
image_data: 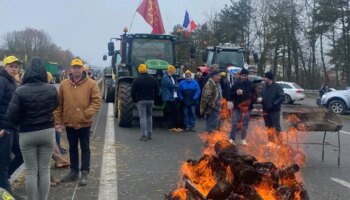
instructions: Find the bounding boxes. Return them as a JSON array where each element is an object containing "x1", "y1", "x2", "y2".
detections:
[
  {"x1": 0, "y1": 55, "x2": 285, "y2": 199},
  {"x1": 0, "y1": 56, "x2": 101, "y2": 200},
  {"x1": 131, "y1": 63, "x2": 285, "y2": 148}
]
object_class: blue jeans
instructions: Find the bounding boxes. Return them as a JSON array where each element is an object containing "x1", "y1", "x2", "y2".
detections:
[
  {"x1": 137, "y1": 100, "x2": 154, "y2": 137},
  {"x1": 230, "y1": 108, "x2": 250, "y2": 140},
  {"x1": 205, "y1": 109, "x2": 220, "y2": 133},
  {"x1": 183, "y1": 105, "x2": 196, "y2": 128}
]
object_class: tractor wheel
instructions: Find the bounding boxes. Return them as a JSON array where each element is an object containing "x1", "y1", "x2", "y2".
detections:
[
  {"x1": 117, "y1": 82, "x2": 133, "y2": 127},
  {"x1": 104, "y1": 78, "x2": 115, "y2": 103}
]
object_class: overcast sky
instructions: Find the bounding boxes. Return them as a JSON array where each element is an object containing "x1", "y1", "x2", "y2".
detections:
[{"x1": 0, "y1": 0, "x2": 231, "y2": 67}]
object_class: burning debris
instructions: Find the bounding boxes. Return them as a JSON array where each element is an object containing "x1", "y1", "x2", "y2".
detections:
[{"x1": 166, "y1": 129, "x2": 309, "y2": 200}]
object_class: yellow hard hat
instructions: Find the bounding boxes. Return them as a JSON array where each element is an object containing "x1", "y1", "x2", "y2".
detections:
[
  {"x1": 167, "y1": 65, "x2": 176, "y2": 73},
  {"x1": 47, "y1": 72, "x2": 53, "y2": 83},
  {"x1": 220, "y1": 72, "x2": 227, "y2": 76},
  {"x1": 4, "y1": 56, "x2": 21, "y2": 66},
  {"x1": 70, "y1": 58, "x2": 84, "y2": 67},
  {"x1": 83, "y1": 65, "x2": 89, "y2": 71},
  {"x1": 138, "y1": 64, "x2": 147, "y2": 73},
  {"x1": 185, "y1": 70, "x2": 192, "y2": 75}
]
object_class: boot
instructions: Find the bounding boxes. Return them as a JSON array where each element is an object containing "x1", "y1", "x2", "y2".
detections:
[
  {"x1": 61, "y1": 171, "x2": 78, "y2": 182},
  {"x1": 79, "y1": 171, "x2": 89, "y2": 186}
]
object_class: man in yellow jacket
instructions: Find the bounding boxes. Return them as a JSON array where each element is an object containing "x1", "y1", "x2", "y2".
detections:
[{"x1": 54, "y1": 58, "x2": 101, "y2": 186}]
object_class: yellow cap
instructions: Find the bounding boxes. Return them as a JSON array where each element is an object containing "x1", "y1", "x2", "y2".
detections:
[
  {"x1": 167, "y1": 65, "x2": 176, "y2": 73},
  {"x1": 4, "y1": 56, "x2": 20, "y2": 66},
  {"x1": 220, "y1": 72, "x2": 227, "y2": 76},
  {"x1": 185, "y1": 70, "x2": 192, "y2": 75},
  {"x1": 138, "y1": 64, "x2": 147, "y2": 73},
  {"x1": 47, "y1": 72, "x2": 53, "y2": 83},
  {"x1": 70, "y1": 58, "x2": 84, "y2": 67},
  {"x1": 83, "y1": 65, "x2": 89, "y2": 71}
]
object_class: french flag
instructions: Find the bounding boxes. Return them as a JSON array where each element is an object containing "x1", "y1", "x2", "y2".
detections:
[{"x1": 182, "y1": 10, "x2": 198, "y2": 36}]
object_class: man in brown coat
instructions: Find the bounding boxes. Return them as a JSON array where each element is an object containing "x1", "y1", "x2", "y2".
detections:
[{"x1": 54, "y1": 58, "x2": 101, "y2": 186}]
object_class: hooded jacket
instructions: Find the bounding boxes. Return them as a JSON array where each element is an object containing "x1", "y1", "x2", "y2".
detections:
[
  {"x1": 0, "y1": 68, "x2": 17, "y2": 133},
  {"x1": 7, "y1": 57, "x2": 59, "y2": 132},
  {"x1": 178, "y1": 78, "x2": 201, "y2": 106},
  {"x1": 54, "y1": 71, "x2": 101, "y2": 129},
  {"x1": 131, "y1": 73, "x2": 159, "y2": 102},
  {"x1": 200, "y1": 78, "x2": 222, "y2": 115}
]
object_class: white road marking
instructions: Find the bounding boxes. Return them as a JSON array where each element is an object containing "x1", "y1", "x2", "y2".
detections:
[
  {"x1": 98, "y1": 103, "x2": 118, "y2": 200},
  {"x1": 340, "y1": 130, "x2": 350, "y2": 135},
  {"x1": 330, "y1": 177, "x2": 350, "y2": 189}
]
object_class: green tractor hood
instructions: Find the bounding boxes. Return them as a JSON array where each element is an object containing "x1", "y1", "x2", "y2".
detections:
[{"x1": 145, "y1": 59, "x2": 169, "y2": 70}]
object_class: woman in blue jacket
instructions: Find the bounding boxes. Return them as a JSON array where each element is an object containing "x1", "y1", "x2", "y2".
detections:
[{"x1": 178, "y1": 70, "x2": 201, "y2": 132}]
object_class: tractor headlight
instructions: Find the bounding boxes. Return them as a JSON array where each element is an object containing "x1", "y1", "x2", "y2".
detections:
[{"x1": 147, "y1": 69, "x2": 158, "y2": 75}]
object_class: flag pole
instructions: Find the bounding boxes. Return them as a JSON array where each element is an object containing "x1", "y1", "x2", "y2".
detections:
[{"x1": 129, "y1": 0, "x2": 143, "y2": 33}]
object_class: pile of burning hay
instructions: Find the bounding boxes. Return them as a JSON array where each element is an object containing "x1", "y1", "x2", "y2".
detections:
[{"x1": 166, "y1": 137, "x2": 309, "y2": 200}]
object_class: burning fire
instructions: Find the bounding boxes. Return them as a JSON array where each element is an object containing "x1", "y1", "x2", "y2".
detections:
[{"x1": 168, "y1": 104, "x2": 309, "y2": 200}]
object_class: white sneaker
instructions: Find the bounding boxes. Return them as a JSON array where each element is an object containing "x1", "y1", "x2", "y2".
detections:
[
  {"x1": 229, "y1": 139, "x2": 236, "y2": 145},
  {"x1": 241, "y1": 139, "x2": 248, "y2": 146}
]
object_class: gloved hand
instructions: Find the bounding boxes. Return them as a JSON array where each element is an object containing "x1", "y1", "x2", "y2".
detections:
[{"x1": 227, "y1": 101, "x2": 233, "y2": 110}]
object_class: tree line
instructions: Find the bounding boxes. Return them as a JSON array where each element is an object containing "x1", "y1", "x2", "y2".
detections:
[
  {"x1": 175, "y1": 0, "x2": 350, "y2": 89},
  {"x1": 0, "y1": 28, "x2": 75, "y2": 70}
]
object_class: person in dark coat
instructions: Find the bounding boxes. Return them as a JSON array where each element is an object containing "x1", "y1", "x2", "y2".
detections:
[
  {"x1": 131, "y1": 64, "x2": 160, "y2": 141},
  {"x1": 0, "y1": 56, "x2": 20, "y2": 193},
  {"x1": 259, "y1": 71, "x2": 285, "y2": 145},
  {"x1": 219, "y1": 72, "x2": 231, "y2": 101},
  {"x1": 7, "y1": 57, "x2": 59, "y2": 199},
  {"x1": 228, "y1": 68, "x2": 255, "y2": 145},
  {"x1": 161, "y1": 65, "x2": 183, "y2": 132},
  {"x1": 178, "y1": 70, "x2": 201, "y2": 132}
]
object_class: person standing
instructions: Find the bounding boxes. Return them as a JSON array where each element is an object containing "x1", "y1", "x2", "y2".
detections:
[
  {"x1": 131, "y1": 64, "x2": 159, "y2": 141},
  {"x1": 178, "y1": 70, "x2": 201, "y2": 132},
  {"x1": 219, "y1": 72, "x2": 231, "y2": 101},
  {"x1": 259, "y1": 71, "x2": 285, "y2": 145},
  {"x1": 161, "y1": 65, "x2": 183, "y2": 132},
  {"x1": 200, "y1": 71, "x2": 222, "y2": 133},
  {"x1": 228, "y1": 68, "x2": 255, "y2": 145},
  {"x1": 54, "y1": 58, "x2": 101, "y2": 186},
  {"x1": 0, "y1": 56, "x2": 20, "y2": 194},
  {"x1": 6, "y1": 57, "x2": 59, "y2": 200}
]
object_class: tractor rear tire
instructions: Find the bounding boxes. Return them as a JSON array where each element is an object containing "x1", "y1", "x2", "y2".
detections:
[
  {"x1": 117, "y1": 82, "x2": 133, "y2": 127},
  {"x1": 104, "y1": 78, "x2": 115, "y2": 103}
]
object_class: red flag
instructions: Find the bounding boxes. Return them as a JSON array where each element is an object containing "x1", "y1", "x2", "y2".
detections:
[{"x1": 137, "y1": 0, "x2": 165, "y2": 34}]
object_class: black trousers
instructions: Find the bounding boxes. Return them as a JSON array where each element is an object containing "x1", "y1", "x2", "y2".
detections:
[
  {"x1": 166, "y1": 100, "x2": 179, "y2": 129},
  {"x1": 263, "y1": 110, "x2": 282, "y2": 142},
  {"x1": 0, "y1": 132, "x2": 13, "y2": 192},
  {"x1": 66, "y1": 127, "x2": 91, "y2": 173},
  {"x1": 8, "y1": 132, "x2": 23, "y2": 177}
]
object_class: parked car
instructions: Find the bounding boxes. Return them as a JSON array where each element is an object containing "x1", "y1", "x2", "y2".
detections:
[
  {"x1": 276, "y1": 81, "x2": 305, "y2": 104},
  {"x1": 321, "y1": 88, "x2": 350, "y2": 114}
]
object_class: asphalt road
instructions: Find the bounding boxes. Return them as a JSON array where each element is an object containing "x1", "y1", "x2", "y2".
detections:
[{"x1": 12, "y1": 97, "x2": 350, "y2": 200}]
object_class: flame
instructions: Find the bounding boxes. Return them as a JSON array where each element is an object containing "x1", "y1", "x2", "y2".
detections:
[
  {"x1": 171, "y1": 188, "x2": 187, "y2": 200},
  {"x1": 255, "y1": 184, "x2": 278, "y2": 200},
  {"x1": 180, "y1": 157, "x2": 217, "y2": 197}
]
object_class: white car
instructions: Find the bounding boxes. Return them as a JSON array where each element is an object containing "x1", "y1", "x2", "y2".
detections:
[{"x1": 277, "y1": 81, "x2": 305, "y2": 104}]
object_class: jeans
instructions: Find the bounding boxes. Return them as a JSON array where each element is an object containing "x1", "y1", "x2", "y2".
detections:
[
  {"x1": 0, "y1": 132, "x2": 13, "y2": 192},
  {"x1": 137, "y1": 100, "x2": 154, "y2": 137},
  {"x1": 8, "y1": 132, "x2": 24, "y2": 178},
  {"x1": 230, "y1": 108, "x2": 250, "y2": 140},
  {"x1": 66, "y1": 127, "x2": 91, "y2": 173},
  {"x1": 19, "y1": 128, "x2": 55, "y2": 200},
  {"x1": 183, "y1": 105, "x2": 196, "y2": 128},
  {"x1": 263, "y1": 110, "x2": 282, "y2": 142},
  {"x1": 205, "y1": 108, "x2": 220, "y2": 133}
]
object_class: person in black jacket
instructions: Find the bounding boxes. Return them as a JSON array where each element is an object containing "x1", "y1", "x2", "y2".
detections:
[
  {"x1": 131, "y1": 64, "x2": 160, "y2": 141},
  {"x1": 0, "y1": 56, "x2": 20, "y2": 193},
  {"x1": 228, "y1": 68, "x2": 255, "y2": 145},
  {"x1": 7, "y1": 57, "x2": 59, "y2": 200},
  {"x1": 259, "y1": 71, "x2": 285, "y2": 145},
  {"x1": 220, "y1": 72, "x2": 231, "y2": 101}
]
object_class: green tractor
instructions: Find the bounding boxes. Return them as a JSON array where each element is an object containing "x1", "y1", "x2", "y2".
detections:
[{"x1": 103, "y1": 30, "x2": 189, "y2": 127}]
